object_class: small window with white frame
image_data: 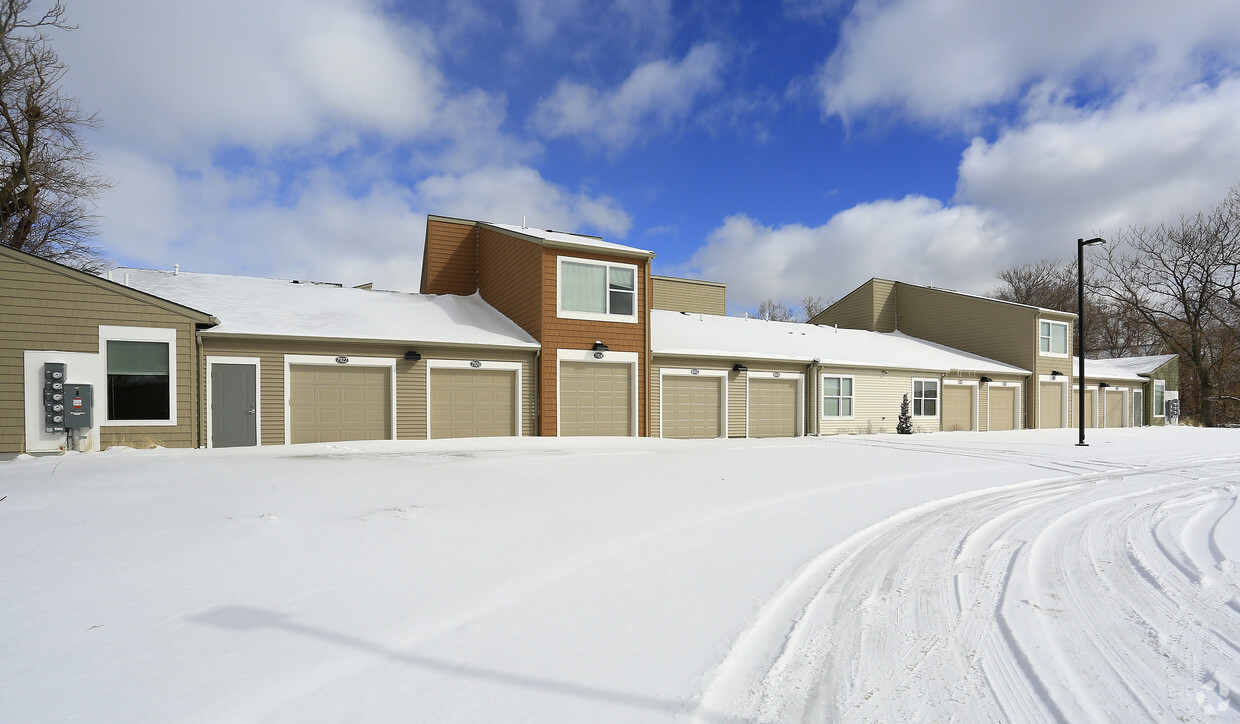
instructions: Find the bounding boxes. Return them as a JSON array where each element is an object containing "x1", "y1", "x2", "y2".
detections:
[
  {"x1": 1153, "y1": 379, "x2": 1166, "y2": 418},
  {"x1": 557, "y1": 256, "x2": 638, "y2": 323},
  {"x1": 912, "y1": 379, "x2": 938, "y2": 417},
  {"x1": 821, "y1": 375, "x2": 854, "y2": 417},
  {"x1": 1039, "y1": 319, "x2": 1069, "y2": 356},
  {"x1": 99, "y1": 325, "x2": 177, "y2": 425}
]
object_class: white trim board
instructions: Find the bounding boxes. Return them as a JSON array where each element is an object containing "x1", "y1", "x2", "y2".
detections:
[{"x1": 98, "y1": 325, "x2": 179, "y2": 427}]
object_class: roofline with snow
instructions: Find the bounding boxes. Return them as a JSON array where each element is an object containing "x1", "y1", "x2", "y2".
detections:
[{"x1": 199, "y1": 329, "x2": 540, "y2": 350}]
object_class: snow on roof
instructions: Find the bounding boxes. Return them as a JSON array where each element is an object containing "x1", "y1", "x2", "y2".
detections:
[
  {"x1": 1074, "y1": 356, "x2": 1158, "y2": 381},
  {"x1": 1088, "y1": 354, "x2": 1177, "y2": 376},
  {"x1": 652, "y1": 310, "x2": 1029, "y2": 375},
  {"x1": 485, "y1": 222, "x2": 654, "y2": 257},
  {"x1": 115, "y1": 268, "x2": 539, "y2": 348}
]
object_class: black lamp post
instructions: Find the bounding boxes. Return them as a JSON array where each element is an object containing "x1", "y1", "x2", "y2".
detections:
[{"x1": 1077, "y1": 237, "x2": 1105, "y2": 446}]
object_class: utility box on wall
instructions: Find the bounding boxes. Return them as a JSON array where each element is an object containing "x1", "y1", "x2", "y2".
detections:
[
  {"x1": 64, "y1": 384, "x2": 93, "y2": 429},
  {"x1": 24, "y1": 351, "x2": 102, "y2": 453},
  {"x1": 42, "y1": 362, "x2": 67, "y2": 433}
]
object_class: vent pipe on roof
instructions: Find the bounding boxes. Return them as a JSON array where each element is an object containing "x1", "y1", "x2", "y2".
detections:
[
  {"x1": 124, "y1": 272, "x2": 130, "y2": 286},
  {"x1": 174, "y1": 264, "x2": 180, "y2": 276},
  {"x1": 522, "y1": 215, "x2": 527, "y2": 229}
]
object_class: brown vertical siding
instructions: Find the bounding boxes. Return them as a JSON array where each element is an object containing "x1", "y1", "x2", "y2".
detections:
[
  {"x1": 0, "y1": 251, "x2": 206, "y2": 452},
  {"x1": 421, "y1": 217, "x2": 479, "y2": 295},
  {"x1": 651, "y1": 276, "x2": 726, "y2": 315},
  {"x1": 539, "y1": 249, "x2": 650, "y2": 436},
  {"x1": 200, "y1": 337, "x2": 536, "y2": 444},
  {"x1": 477, "y1": 227, "x2": 543, "y2": 340}
]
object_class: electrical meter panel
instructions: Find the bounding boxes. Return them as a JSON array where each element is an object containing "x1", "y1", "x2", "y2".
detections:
[
  {"x1": 64, "y1": 384, "x2": 93, "y2": 429},
  {"x1": 42, "y1": 362, "x2": 67, "y2": 433}
]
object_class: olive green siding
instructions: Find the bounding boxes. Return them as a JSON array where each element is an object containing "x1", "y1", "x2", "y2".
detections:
[
  {"x1": 1, "y1": 247, "x2": 210, "y2": 453},
  {"x1": 199, "y1": 336, "x2": 536, "y2": 444},
  {"x1": 811, "y1": 278, "x2": 898, "y2": 332},
  {"x1": 1146, "y1": 357, "x2": 1179, "y2": 426},
  {"x1": 651, "y1": 276, "x2": 726, "y2": 315}
]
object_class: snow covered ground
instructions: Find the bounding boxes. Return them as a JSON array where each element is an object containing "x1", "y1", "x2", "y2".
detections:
[{"x1": 2, "y1": 429, "x2": 1238, "y2": 722}]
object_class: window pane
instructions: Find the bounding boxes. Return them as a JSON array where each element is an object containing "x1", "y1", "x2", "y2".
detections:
[
  {"x1": 824, "y1": 398, "x2": 840, "y2": 416},
  {"x1": 1051, "y1": 324, "x2": 1067, "y2": 353},
  {"x1": 609, "y1": 267, "x2": 634, "y2": 291},
  {"x1": 823, "y1": 377, "x2": 840, "y2": 396},
  {"x1": 841, "y1": 378, "x2": 853, "y2": 396},
  {"x1": 840, "y1": 398, "x2": 852, "y2": 416},
  {"x1": 609, "y1": 289, "x2": 634, "y2": 316},
  {"x1": 108, "y1": 374, "x2": 170, "y2": 420},
  {"x1": 561, "y1": 262, "x2": 606, "y2": 313},
  {"x1": 1040, "y1": 321, "x2": 1050, "y2": 337},
  {"x1": 924, "y1": 383, "x2": 937, "y2": 400},
  {"x1": 107, "y1": 341, "x2": 169, "y2": 375},
  {"x1": 925, "y1": 400, "x2": 937, "y2": 416}
]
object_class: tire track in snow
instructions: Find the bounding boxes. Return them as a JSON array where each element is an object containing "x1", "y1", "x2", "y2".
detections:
[{"x1": 692, "y1": 453, "x2": 1240, "y2": 723}]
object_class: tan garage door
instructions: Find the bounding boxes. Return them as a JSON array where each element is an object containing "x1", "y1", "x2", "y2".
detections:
[
  {"x1": 1039, "y1": 382, "x2": 1065, "y2": 428},
  {"x1": 560, "y1": 361, "x2": 632, "y2": 436},
  {"x1": 749, "y1": 377, "x2": 798, "y2": 437},
  {"x1": 942, "y1": 385, "x2": 974, "y2": 431},
  {"x1": 289, "y1": 365, "x2": 390, "y2": 444},
  {"x1": 1074, "y1": 390, "x2": 1098, "y2": 428},
  {"x1": 662, "y1": 375, "x2": 722, "y2": 439},
  {"x1": 988, "y1": 385, "x2": 1017, "y2": 431},
  {"x1": 1105, "y1": 389, "x2": 1125, "y2": 428},
  {"x1": 429, "y1": 368, "x2": 516, "y2": 439}
]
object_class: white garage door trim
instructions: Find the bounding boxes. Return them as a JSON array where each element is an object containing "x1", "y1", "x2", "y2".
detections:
[
  {"x1": 206, "y1": 355, "x2": 261, "y2": 449},
  {"x1": 556, "y1": 349, "x2": 639, "y2": 437},
  {"x1": 985, "y1": 381, "x2": 1022, "y2": 431},
  {"x1": 1037, "y1": 375, "x2": 1069, "y2": 429},
  {"x1": 425, "y1": 359, "x2": 523, "y2": 439},
  {"x1": 745, "y1": 371, "x2": 805, "y2": 438},
  {"x1": 659, "y1": 367, "x2": 728, "y2": 438},
  {"x1": 1103, "y1": 387, "x2": 1129, "y2": 428},
  {"x1": 942, "y1": 379, "x2": 979, "y2": 432},
  {"x1": 283, "y1": 354, "x2": 396, "y2": 444}
]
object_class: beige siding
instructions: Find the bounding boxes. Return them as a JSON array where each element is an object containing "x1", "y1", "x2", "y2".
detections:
[
  {"x1": 651, "y1": 276, "x2": 726, "y2": 315},
  {"x1": 817, "y1": 368, "x2": 940, "y2": 435},
  {"x1": 1, "y1": 249, "x2": 207, "y2": 453},
  {"x1": 200, "y1": 337, "x2": 535, "y2": 444},
  {"x1": 811, "y1": 279, "x2": 897, "y2": 332}
]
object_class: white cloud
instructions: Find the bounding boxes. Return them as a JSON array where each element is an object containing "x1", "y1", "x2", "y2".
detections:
[
  {"x1": 689, "y1": 198, "x2": 1008, "y2": 312},
  {"x1": 532, "y1": 43, "x2": 724, "y2": 151},
  {"x1": 817, "y1": 0, "x2": 1240, "y2": 126},
  {"x1": 414, "y1": 167, "x2": 632, "y2": 240},
  {"x1": 957, "y1": 79, "x2": 1240, "y2": 254}
]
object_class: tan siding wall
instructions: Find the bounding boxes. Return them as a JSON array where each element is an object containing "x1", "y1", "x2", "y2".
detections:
[
  {"x1": 541, "y1": 249, "x2": 650, "y2": 436},
  {"x1": 808, "y1": 280, "x2": 887, "y2": 329},
  {"x1": 652, "y1": 356, "x2": 805, "y2": 437},
  {"x1": 872, "y1": 279, "x2": 898, "y2": 332},
  {"x1": 1, "y1": 253, "x2": 202, "y2": 453},
  {"x1": 421, "y1": 218, "x2": 478, "y2": 295},
  {"x1": 477, "y1": 227, "x2": 543, "y2": 340},
  {"x1": 201, "y1": 337, "x2": 536, "y2": 444},
  {"x1": 651, "y1": 276, "x2": 726, "y2": 315},
  {"x1": 816, "y1": 367, "x2": 945, "y2": 434},
  {"x1": 895, "y1": 284, "x2": 1034, "y2": 369}
]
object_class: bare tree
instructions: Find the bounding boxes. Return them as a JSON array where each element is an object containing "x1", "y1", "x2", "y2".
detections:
[
  {"x1": 0, "y1": 0, "x2": 109, "y2": 271},
  {"x1": 756, "y1": 298, "x2": 796, "y2": 322},
  {"x1": 1090, "y1": 187, "x2": 1240, "y2": 426},
  {"x1": 799, "y1": 294, "x2": 832, "y2": 321}
]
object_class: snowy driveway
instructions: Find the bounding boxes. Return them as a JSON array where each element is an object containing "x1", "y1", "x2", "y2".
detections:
[{"x1": 2, "y1": 429, "x2": 1238, "y2": 722}]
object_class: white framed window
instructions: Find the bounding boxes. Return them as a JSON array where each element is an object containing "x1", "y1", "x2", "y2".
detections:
[
  {"x1": 821, "y1": 375, "x2": 854, "y2": 418},
  {"x1": 557, "y1": 256, "x2": 638, "y2": 323},
  {"x1": 1153, "y1": 379, "x2": 1166, "y2": 418},
  {"x1": 1039, "y1": 320, "x2": 1069, "y2": 356},
  {"x1": 99, "y1": 325, "x2": 178, "y2": 426},
  {"x1": 912, "y1": 379, "x2": 939, "y2": 417}
]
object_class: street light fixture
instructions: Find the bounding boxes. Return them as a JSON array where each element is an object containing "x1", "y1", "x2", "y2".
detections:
[{"x1": 1077, "y1": 237, "x2": 1106, "y2": 446}]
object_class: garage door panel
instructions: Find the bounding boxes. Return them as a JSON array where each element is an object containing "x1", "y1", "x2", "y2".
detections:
[
  {"x1": 290, "y1": 365, "x2": 391, "y2": 444},
  {"x1": 561, "y1": 361, "x2": 632, "y2": 436},
  {"x1": 942, "y1": 385, "x2": 974, "y2": 431},
  {"x1": 749, "y1": 378, "x2": 798, "y2": 437},
  {"x1": 988, "y1": 386, "x2": 1017, "y2": 431},
  {"x1": 663, "y1": 375, "x2": 722, "y2": 439},
  {"x1": 429, "y1": 368, "x2": 516, "y2": 439},
  {"x1": 1105, "y1": 390, "x2": 1125, "y2": 427},
  {"x1": 1039, "y1": 382, "x2": 1064, "y2": 428}
]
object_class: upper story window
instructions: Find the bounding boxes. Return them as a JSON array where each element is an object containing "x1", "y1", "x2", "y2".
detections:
[
  {"x1": 557, "y1": 257, "x2": 638, "y2": 323},
  {"x1": 100, "y1": 325, "x2": 178, "y2": 426},
  {"x1": 1039, "y1": 320, "x2": 1069, "y2": 356}
]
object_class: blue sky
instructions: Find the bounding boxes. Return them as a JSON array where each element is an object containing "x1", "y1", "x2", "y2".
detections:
[{"x1": 53, "y1": 0, "x2": 1240, "y2": 314}]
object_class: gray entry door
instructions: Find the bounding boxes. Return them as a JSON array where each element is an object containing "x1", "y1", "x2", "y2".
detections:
[{"x1": 212, "y1": 363, "x2": 257, "y2": 447}]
